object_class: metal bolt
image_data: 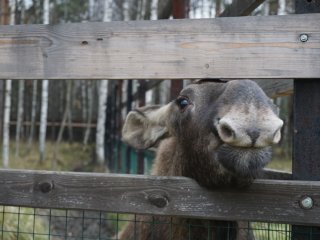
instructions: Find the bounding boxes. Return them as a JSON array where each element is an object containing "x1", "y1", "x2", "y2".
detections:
[
  {"x1": 300, "y1": 196, "x2": 313, "y2": 210},
  {"x1": 300, "y1": 34, "x2": 308, "y2": 42}
]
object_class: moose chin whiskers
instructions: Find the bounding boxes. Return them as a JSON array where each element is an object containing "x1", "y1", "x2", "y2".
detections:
[{"x1": 216, "y1": 144, "x2": 272, "y2": 178}]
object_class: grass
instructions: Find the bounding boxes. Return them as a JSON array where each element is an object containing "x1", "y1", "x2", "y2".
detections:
[
  {"x1": 1, "y1": 141, "x2": 107, "y2": 172},
  {"x1": 0, "y1": 141, "x2": 112, "y2": 240},
  {"x1": 0, "y1": 207, "x2": 50, "y2": 240},
  {"x1": 252, "y1": 222, "x2": 291, "y2": 240},
  {"x1": 267, "y1": 147, "x2": 292, "y2": 172},
  {"x1": 267, "y1": 158, "x2": 292, "y2": 172}
]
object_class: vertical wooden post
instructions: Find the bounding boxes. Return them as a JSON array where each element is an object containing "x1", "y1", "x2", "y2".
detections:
[
  {"x1": 0, "y1": 77, "x2": 3, "y2": 139},
  {"x1": 137, "y1": 80, "x2": 147, "y2": 174},
  {"x1": 126, "y1": 80, "x2": 133, "y2": 174},
  {"x1": 104, "y1": 81, "x2": 113, "y2": 169},
  {"x1": 292, "y1": 1, "x2": 320, "y2": 239}
]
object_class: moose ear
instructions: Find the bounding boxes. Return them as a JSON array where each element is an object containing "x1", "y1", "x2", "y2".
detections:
[{"x1": 122, "y1": 105, "x2": 170, "y2": 149}]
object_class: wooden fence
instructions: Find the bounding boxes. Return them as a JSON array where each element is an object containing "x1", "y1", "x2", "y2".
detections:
[
  {"x1": 0, "y1": 0, "x2": 319, "y2": 238},
  {"x1": 0, "y1": 169, "x2": 318, "y2": 226},
  {"x1": 0, "y1": 15, "x2": 319, "y2": 80}
]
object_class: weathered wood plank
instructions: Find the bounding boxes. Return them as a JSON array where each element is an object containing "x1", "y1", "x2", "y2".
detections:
[
  {"x1": 0, "y1": 169, "x2": 318, "y2": 225},
  {"x1": 220, "y1": 0, "x2": 265, "y2": 17},
  {"x1": 292, "y1": 80, "x2": 320, "y2": 238},
  {"x1": 254, "y1": 79, "x2": 293, "y2": 98},
  {"x1": 0, "y1": 14, "x2": 319, "y2": 79},
  {"x1": 293, "y1": 80, "x2": 320, "y2": 182},
  {"x1": 292, "y1": 4, "x2": 320, "y2": 239}
]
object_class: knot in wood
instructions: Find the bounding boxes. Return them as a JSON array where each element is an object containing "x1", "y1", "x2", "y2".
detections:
[
  {"x1": 148, "y1": 194, "x2": 169, "y2": 208},
  {"x1": 39, "y1": 181, "x2": 54, "y2": 193}
]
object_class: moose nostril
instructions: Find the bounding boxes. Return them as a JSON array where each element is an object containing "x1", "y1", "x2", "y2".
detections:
[{"x1": 220, "y1": 124, "x2": 234, "y2": 139}]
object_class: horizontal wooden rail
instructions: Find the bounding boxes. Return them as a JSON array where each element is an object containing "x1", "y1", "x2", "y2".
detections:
[
  {"x1": 9, "y1": 121, "x2": 97, "y2": 128},
  {"x1": 0, "y1": 14, "x2": 319, "y2": 79},
  {"x1": 0, "y1": 169, "x2": 318, "y2": 225}
]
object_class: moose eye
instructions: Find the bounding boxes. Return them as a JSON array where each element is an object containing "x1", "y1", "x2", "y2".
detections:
[{"x1": 176, "y1": 96, "x2": 190, "y2": 111}]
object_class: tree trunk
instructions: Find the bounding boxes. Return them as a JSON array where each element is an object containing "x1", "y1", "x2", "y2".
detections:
[
  {"x1": 96, "y1": 80, "x2": 108, "y2": 165},
  {"x1": 143, "y1": 0, "x2": 151, "y2": 20},
  {"x1": 27, "y1": 80, "x2": 37, "y2": 149},
  {"x1": 15, "y1": 79, "x2": 25, "y2": 159},
  {"x1": 0, "y1": 0, "x2": 9, "y2": 139},
  {"x1": 263, "y1": 0, "x2": 270, "y2": 15},
  {"x1": 95, "y1": 0, "x2": 124, "y2": 166},
  {"x1": 2, "y1": 0, "x2": 15, "y2": 168},
  {"x1": 81, "y1": 80, "x2": 87, "y2": 140},
  {"x1": 111, "y1": 0, "x2": 124, "y2": 21},
  {"x1": 67, "y1": 80, "x2": 74, "y2": 143},
  {"x1": 157, "y1": 0, "x2": 172, "y2": 19},
  {"x1": 216, "y1": 0, "x2": 221, "y2": 16},
  {"x1": 83, "y1": 81, "x2": 93, "y2": 146},
  {"x1": 53, "y1": 80, "x2": 72, "y2": 166},
  {"x1": 2, "y1": 80, "x2": 12, "y2": 168},
  {"x1": 39, "y1": 0, "x2": 50, "y2": 162},
  {"x1": 278, "y1": 0, "x2": 286, "y2": 15},
  {"x1": 0, "y1": 0, "x2": 9, "y2": 25},
  {"x1": 39, "y1": 80, "x2": 49, "y2": 162}
]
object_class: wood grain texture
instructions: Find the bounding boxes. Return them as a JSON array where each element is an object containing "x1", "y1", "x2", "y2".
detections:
[
  {"x1": 0, "y1": 14, "x2": 319, "y2": 79},
  {"x1": 0, "y1": 169, "x2": 318, "y2": 225},
  {"x1": 254, "y1": 79, "x2": 293, "y2": 98},
  {"x1": 293, "y1": 80, "x2": 320, "y2": 181},
  {"x1": 220, "y1": 0, "x2": 265, "y2": 17}
]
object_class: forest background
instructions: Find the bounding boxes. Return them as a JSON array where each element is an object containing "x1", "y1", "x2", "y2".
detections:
[{"x1": 0, "y1": 0, "x2": 293, "y2": 174}]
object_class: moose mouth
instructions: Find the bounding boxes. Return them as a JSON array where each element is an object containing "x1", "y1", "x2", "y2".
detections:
[{"x1": 216, "y1": 144, "x2": 272, "y2": 179}]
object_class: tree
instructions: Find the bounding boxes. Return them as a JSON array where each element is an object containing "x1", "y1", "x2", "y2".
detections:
[
  {"x1": 0, "y1": 0, "x2": 10, "y2": 142},
  {"x1": 27, "y1": 80, "x2": 37, "y2": 149},
  {"x1": 2, "y1": 0, "x2": 15, "y2": 168},
  {"x1": 15, "y1": 79, "x2": 25, "y2": 159},
  {"x1": 53, "y1": 80, "x2": 72, "y2": 167},
  {"x1": 39, "y1": 0, "x2": 49, "y2": 162},
  {"x1": 3, "y1": 80, "x2": 11, "y2": 168},
  {"x1": 95, "y1": 0, "x2": 124, "y2": 165},
  {"x1": 157, "y1": 0, "x2": 172, "y2": 19},
  {"x1": 96, "y1": 80, "x2": 108, "y2": 164},
  {"x1": 83, "y1": 81, "x2": 93, "y2": 146},
  {"x1": 278, "y1": 0, "x2": 286, "y2": 15}
]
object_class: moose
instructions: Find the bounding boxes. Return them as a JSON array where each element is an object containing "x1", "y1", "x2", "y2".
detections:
[{"x1": 120, "y1": 79, "x2": 283, "y2": 240}]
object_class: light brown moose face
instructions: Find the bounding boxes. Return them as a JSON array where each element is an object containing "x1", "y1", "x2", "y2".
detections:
[{"x1": 122, "y1": 80, "x2": 283, "y2": 186}]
